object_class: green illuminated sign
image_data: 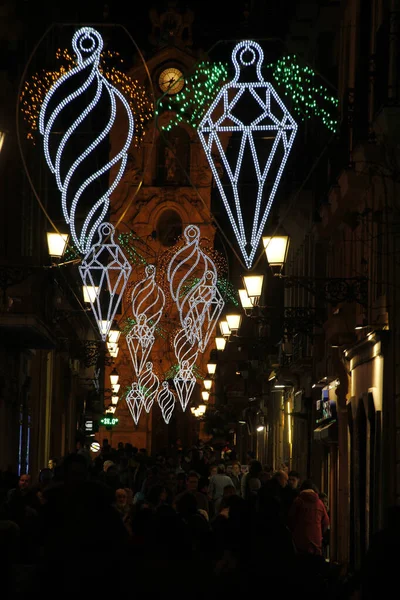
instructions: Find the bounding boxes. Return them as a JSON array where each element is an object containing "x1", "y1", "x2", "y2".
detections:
[{"x1": 100, "y1": 417, "x2": 119, "y2": 426}]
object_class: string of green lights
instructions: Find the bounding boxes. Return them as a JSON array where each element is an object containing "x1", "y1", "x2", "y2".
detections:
[
  {"x1": 269, "y1": 54, "x2": 338, "y2": 132},
  {"x1": 155, "y1": 61, "x2": 228, "y2": 131}
]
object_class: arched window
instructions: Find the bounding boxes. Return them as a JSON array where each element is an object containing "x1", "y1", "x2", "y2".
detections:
[
  {"x1": 156, "y1": 209, "x2": 183, "y2": 247},
  {"x1": 157, "y1": 128, "x2": 190, "y2": 185}
]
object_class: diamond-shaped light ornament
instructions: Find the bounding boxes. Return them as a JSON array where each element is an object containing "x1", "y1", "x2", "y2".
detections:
[
  {"x1": 174, "y1": 361, "x2": 197, "y2": 412},
  {"x1": 198, "y1": 40, "x2": 298, "y2": 269},
  {"x1": 126, "y1": 382, "x2": 144, "y2": 425},
  {"x1": 79, "y1": 222, "x2": 132, "y2": 341}
]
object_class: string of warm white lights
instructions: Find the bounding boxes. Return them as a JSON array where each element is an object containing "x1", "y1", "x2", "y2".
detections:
[
  {"x1": 198, "y1": 40, "x2": 298, "y2": 269},
  {"x1": 79, "y1": 222, "x2": 132, "y2": 341},
  {"x1": 39, "y1": 27, "x2": 135, "y2": 254}
]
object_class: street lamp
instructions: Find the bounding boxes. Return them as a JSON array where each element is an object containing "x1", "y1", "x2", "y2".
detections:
[
  {"x1": 239, "y1": 288, "x2": 253, "y2": 310},
  {"x1": 108, "y1": 322, "x2": 121, "y2": 344},
  {"x1": 198, "y1": 404, "x2": 206, "y2": 415},
  {"x1": 111, "y1": 383, "x2": 120, "y2": 394},
  {"x1": 202, "y1": 390, "x2": 210, "y2": 401},
  {"x1": 219, "y1": 320, "x2": 231, "y2": 337},
  {"x1": 243, "y1": 274, "x2": 264, "y2": 306},
  {"x1": 46, "y1": 232, "x2": 69, "y2": 258},
  {"x1": 204, "y1": 378, "x2": 212, "y2": 391},
  {"x1": 107, "y1": 342, "x2": 119, "y2": 358},
  {"x1": 111, "y1": 395, "x2": 119, "y2": 406},
  {"x1": 207, "y1": 362, "x2": 217, "y2": 375},
  {"x1": 226, "y1": 313, "x2": 242, "y2": 332},
  {"x1": 262, "y1": 235, "x2": 290, "y2": 275},
  {"x1": 110, "y1": 368, "x2": 119, "y2": 386},
  {"x1": 83, "y1": 285, "x2": 99, "y2": 303},
  {"x1": 215, "y1": 337, "x2": 226, "y2": 351}
]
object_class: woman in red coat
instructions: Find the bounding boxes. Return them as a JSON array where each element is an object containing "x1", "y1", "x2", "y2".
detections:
[{"x1": 288, "y1": 480, "x2": 330, "y2": 556}]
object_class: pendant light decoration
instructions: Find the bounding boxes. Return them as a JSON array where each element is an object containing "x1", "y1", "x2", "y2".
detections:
[
  {"x1": 79, "y1": 223, "x2": 132, "y2": 341},
  {"x1": 173, "y1": 323, "x2": 199, "y2": 411},
  {"x1": 157, "y1": 381, "x2": 176, "y2": 424},
  {"x1": 126, "y1": 265, "x2": 165, "y2": 377},
  {"x1": 167, "y1": 225, "x2": 224, "y2": 348},
  {"x1": 198, "y1": 40, "x2": 297, "y2": 269},
  {"x1": 126, "y1": 382, "x2": 144, "y2": 425},
  {"x1": 167, "y1": 225, "x2": 224, "y2": 411},
  {"x1": 39, "y1": 26, "x2": 134, "y2": 254},
  {"x1": 138, "y1": 362, "x2": 159, "y2": 413}
]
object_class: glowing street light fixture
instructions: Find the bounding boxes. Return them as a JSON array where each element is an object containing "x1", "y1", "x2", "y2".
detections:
[
  {"x1": 111, "y1": 383, "x2": 120, "y2": 394},
  {"x1": 111, "y1": 395, "x2": 119, "y2": 406},
  {"x1": 83, "y1": 285, "x2": 99, "y2": 303},
  {"x1": 262, "y1": 236, "x2": 290, "y2": 275},
  {"x1": 239, "y1": 288, "x2": 253, "y2": 310},
  {"x1": 107, "y1": 342, "x2": 119, "y2": 358},
  {"x1": 108, "y1": 322, "x2": 121, "y2": 344},
  {"x1": 46, "y1": 232, "x2": 69, "y2": 258},
  {"x1": 226, "y1": 313, "x2": 242, "y2": 332},
  {"x1": 204, "y1": 378, "x2": 212, "y2": 391},
  {"x1": 198, "y1": 404, "x2": 206, "y2": 415},
  {"x1": 207, "y1": 363, "x2": 217, "y2": 375},
  {"x1": 243, "y1": 274, "x2": 264, "y2": 306},
  {"x1": 110, "y1": 368, "x2": 119, "y2": 386},
  {"x1": 219, "y1": 320, "x2": 231, "y2": 337},
  {"x1": 257, "y1": 425, "x2": 265, "y2": 432},
  {"x1": 202, "y1": 391, "x2": 210, "y2": 401},
  {"x1": 215, "y1": 337, "x2": 226, "y2": 351}
]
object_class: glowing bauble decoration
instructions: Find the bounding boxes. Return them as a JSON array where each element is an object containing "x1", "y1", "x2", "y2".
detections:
[
  {"x1": 157, "y1": 381, "x2": 176, "y2": 424},
  {"x1": 126, "y1": 382, "x2": 144, "y2": 425},
  {"x1": 198, "y1": 40, "x2": 297, "y2": 269},
  {"x1": 138, "y1": 362, "x2": 159, "y2": 413},
  {"x1": 79, "y1": 222, "x2": 132, "y2": 341},
  {"x1": 39, "y1": 26, "x2": 134, "y2": 254}
]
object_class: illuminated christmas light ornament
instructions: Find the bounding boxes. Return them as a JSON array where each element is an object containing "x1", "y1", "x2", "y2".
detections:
[
  {"x1": 138, "y1": 362, "x2": 159, "y2": 413},
  {"x1": 79, "y1": 222, "x2": 132, "y2": 341},
  {"x1": 173, "y1": 323, "x2": 199, "y2": 411},
  {"x1": 39, "y1": 26, "x2": 134, "y2": 254},
  {"x1": 126, "y1": 265, "x2": 165, "y2": 376},
  {"x1": 126, "y1": 382, "x2": 144, "y2": 425},
  {"x1": 198, "y1": 40, "x2": 297, "y2": 268},
  {"x1": 157, "y1": 381, "x2": 176, "y2": 424},
  {"x1": 167, "y1": 225, "x2": 224, "y2": 349}
]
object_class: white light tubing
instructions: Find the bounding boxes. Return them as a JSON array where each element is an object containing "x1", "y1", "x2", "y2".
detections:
[
  {"x1": 198, "y1": 40, "x2": 297, "y2": 269},
  {"x1": 39, "y1": 27, "x2": 135, "y2": 254}
]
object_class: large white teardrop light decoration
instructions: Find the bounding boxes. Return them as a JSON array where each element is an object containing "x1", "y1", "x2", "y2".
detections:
[
  {"x1": 126, "y1": 265, "x2": 165, "y2": 378},
  {"x1": 39, "y1": 26, "x2": 134, "y2": 254},
  {"x1": 198, "y1": 40, "x2": 297, "y2": 269},
  {"x1": 157, "y1": 381, "x2": 176, "y2": 425},
  {"x1": 168, "y1": 225, "x2": 224, "y2": 411}
]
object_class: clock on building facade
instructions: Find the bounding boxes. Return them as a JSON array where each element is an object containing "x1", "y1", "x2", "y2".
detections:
[{"x1": 158, "y1": 66, "x2": 185, "y2": 95}]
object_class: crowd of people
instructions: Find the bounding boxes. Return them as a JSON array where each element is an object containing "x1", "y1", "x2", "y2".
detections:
[{"x1": 0, "y1": 440, "x2": 395, "y2": 598}]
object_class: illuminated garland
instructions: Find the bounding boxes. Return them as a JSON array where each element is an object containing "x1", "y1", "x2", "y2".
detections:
[
  {"x1": 21, "y1": 47, "x2": 153, "y2": 145},
  {"x1": 155, "y1": 61, "x2": 228, "y2": 131},
  {"x1": 164, "y1": 363, "x2": 204, "y2": 381},
  {"x1": 217, "y1": 278, "x2": 239, "y2": 307},
  {"x1": 118, "y1": 233, "x2": 149, "y2": 266},
  {"x1": 270, "y1": 54, "x2": 338, "y2": 132}
]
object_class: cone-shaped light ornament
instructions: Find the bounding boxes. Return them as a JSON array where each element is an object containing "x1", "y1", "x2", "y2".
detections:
[
  {"x1": 39, "y1": 27, "x2": 134, "y2": 254},
  {"x1": 174, "y1": 360, "x2": 196, "y2": 412},
  {"x1": 79, "y1": 223, "x2": 132, "y2": 341},
  {"x1": 138, "y1": 362, "x2": 159, "y2": 413},
  {"x1": 173, "y1": 324, "x2": 198, "y2": 412},
  {"x1": 126, "y1": 382, "x2": 144, "y2": 425},
  {"x1": 157, "y1": 381, "x2": 176, "y2": 424},
  {"x1": 198, "y1": 41, "x2": 297, "y2": 269}
]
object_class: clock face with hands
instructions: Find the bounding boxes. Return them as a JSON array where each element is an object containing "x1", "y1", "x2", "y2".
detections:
[{"x1": 158, "y1": 67, "x2": 185, "y2": 95}]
